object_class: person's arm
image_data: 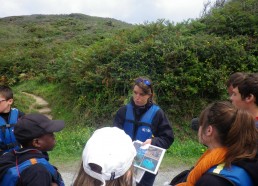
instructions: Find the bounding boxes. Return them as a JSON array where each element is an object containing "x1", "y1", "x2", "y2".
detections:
[
  {"x1": 17, "y1": 164, "x2": 53, "y2": 186},
  {"x1": 113, "y1": 106, "x2": 126, "y2": 129},
  {"x1": 151, "y1": 108, "x2": 174, "y2": 149},
  {"x1": 195, "y1": 173, "x2": 235, "y2": 186}
]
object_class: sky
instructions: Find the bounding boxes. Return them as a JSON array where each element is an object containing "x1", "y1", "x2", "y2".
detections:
[{"x1": 0, "y1": 0, "x2": 214, "y2": 24}]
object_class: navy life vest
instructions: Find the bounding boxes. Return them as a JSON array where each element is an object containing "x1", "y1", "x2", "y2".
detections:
[
  {"x1": 208, "y1": 163, "x2": 253, "y2": 186},
  {"x1": 0, "y1": 152, "x2": 64, "y2": 186},
  {"x1": 0, "y1": 108, "x2": 20, "y2": 154},
  {"x1": 123, "y1": 103, "x2": 160, "y2": 141}
]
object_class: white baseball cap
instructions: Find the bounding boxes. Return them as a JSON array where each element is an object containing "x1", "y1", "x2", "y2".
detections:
[{"x1": 82, "y1": 127, "x2": 136, "y2": 186}]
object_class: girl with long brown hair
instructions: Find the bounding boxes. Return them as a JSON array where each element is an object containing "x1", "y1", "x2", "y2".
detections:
[{"x1": 171, "y1": 101, "x2": 258, "y2": 186}]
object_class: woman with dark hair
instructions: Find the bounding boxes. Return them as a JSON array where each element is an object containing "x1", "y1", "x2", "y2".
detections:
[
  {"x1": 114, "y1": 77, "x2": 174, "y2": 186},
  {"x1": 170, "y1": 101, "x2": 258, "y2": 186}
]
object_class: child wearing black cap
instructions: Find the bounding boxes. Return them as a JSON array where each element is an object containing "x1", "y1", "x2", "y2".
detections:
[{"x1": 0, "y1": 113, "x2": 65, "y2": 186}]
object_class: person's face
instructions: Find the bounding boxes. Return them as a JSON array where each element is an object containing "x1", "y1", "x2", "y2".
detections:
[
  {"x1": 34, "y1": 133, "x2": 56, "y2": 151},
  {"x1": 230, "y1": 87, "x2": 247, "y2": 109},
  {"x1": 0, "y1": 96, "x2": 13, "y2": 113},
  {"x1": 133, "y1": 85, "x2": 151, "y2": 106}
]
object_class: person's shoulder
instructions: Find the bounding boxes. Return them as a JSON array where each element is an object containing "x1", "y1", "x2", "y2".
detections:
[
  {"x1": 196, "y1": 173, "x2": 235, "y2": 186},
  {"x1": 0, "y1": 151, "x2": 15, "y2": 159},
  {"x1": 15, "y1": 148, "x2": 49, "y2": 163},
  {"x1": 18, "y1": 110, "x2": 25, "y2": 117},
  {"x1": 151, "y1": 103, "x2": 163, "y2": 109},
  {"x1": 117, "y1": 104, "x2": 127, "y2": 112},
  {"x1": 0, "y1": 152, "x2": 17, "y2": 180},
  {"x1": 233, "y1": 157, "x2": 258, "y2": 185},
  {"x1": 152, "y1": 104, "x2": 164, "y2": 114},
  {"x1": 11, "y1": 108, "x2": 25, "y2": 117},
  {"x1": 23, "y1": 163, "x2": 51, "y2": 173},
  {"x1": 19, "y1": 164, "x2": 52, "y2": 185}
]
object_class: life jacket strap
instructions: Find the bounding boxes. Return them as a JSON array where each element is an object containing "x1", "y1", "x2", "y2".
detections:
[{"x1": 0, "y1": 124, "x2": 16, "y2": 141}]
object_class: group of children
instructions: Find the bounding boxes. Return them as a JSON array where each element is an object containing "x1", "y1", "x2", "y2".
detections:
[
  {"x1": 0, "y1": 85, "x2": 64, "y2": 185},
  {"x1": 0, "y1": 72, "x2": 258, "y2": 186}
]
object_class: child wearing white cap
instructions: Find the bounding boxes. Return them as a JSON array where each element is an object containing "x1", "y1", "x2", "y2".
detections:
[{"x1": 73, "y1": 127, "x2": 136, "y2": 186}]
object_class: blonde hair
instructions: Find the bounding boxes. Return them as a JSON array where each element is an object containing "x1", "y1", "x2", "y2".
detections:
[{"x1": 73, "y1": 162, "x2": 134, "y2": 186}]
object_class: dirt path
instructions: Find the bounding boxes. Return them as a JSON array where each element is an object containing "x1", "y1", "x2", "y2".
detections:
[{"x1": 22, "y1": 92, "x2": 52, "y2": 119}]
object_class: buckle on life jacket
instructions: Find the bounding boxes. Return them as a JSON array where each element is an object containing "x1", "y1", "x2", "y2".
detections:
[
  {"x1": 5, "y1": 124, "x2": 11, "y2": 128},
  {"x1": 0, "y1": 124, "x2": 15, "y2": 129}
]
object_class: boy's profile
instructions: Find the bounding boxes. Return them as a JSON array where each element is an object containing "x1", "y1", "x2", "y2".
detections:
[
  {"x1": 0, "y1": 85, "x2": 24, "y2": 155},
  {"x1": 230, "y1": 73, "x2": 258, "y2": 128},
  {"x1": 0, "y1": 113, "x2": 65, "y2": 186}
]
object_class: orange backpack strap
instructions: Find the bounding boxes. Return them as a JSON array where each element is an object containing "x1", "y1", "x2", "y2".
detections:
[{"x1": 30, "y1": 158, "x2": 38, "y2": 165}]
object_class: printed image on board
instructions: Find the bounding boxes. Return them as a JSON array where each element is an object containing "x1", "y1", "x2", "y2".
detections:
[{"x1": 133, "y1": 140, "x2": 166, "y2": 174}]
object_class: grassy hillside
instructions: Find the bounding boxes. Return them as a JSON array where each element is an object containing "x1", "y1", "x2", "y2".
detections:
[
  {"x1": 0, "y1": 13, "x2": 132, "y2": 45},
  {"x1": 0, "y1": 13, "x2": 133, "y2": 84}
]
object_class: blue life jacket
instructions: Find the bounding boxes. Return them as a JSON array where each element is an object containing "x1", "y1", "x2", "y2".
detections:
[
  {"x1": 123, "y1": 103, "x2": 160, "y2": 141},
  {"x1": 0, "y1": 156, "x2": 64, "y2": 186},
  {"x1": 208, "y1": 163, "x2": 253, "y2": 186},
  {"x1": 255, "y1": 120, "x2": 258, "y2": 128},
  {"x1": 0, "y1": 108, "x2": 20, "y2": 154}
]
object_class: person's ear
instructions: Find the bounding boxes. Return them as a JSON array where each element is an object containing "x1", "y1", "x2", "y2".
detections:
[
  {"x1": 7, "y1": 98, "x2": 13, "y2": 105},
  {"x1": 32, "y1": 138, "x2": 41, "y2": 148},
  {"x1": 205, "y1": 125, "x2": 213, "y2": 136},
  {"x1": 245, "y1": 94, "x2": 255, "y2": 103}
]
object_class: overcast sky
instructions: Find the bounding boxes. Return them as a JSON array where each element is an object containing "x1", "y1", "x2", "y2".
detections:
[{"x1": 0, "y1": 0, "x2": 214, "y2": 24}]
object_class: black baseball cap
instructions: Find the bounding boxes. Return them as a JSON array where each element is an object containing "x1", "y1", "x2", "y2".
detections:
[{"x1": 14, "y1": 113, "x2": 65, "y2": 143}]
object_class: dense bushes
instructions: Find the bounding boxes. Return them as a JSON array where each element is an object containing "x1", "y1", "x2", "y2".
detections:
[
  {"x1": 201, "y1": 0, "x2": 258, "y2": 37},
  {"x1": 64, "y1": 16, "x2": 257, "y2": 119}
]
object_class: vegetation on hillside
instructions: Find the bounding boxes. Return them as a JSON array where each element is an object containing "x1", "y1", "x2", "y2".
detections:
[
  {"x1": 0, "y1": 14, "x2": 132, "y2": 84},
  {"x1": 1, "y1": 0, "x2": 258, "y2": 163}
]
